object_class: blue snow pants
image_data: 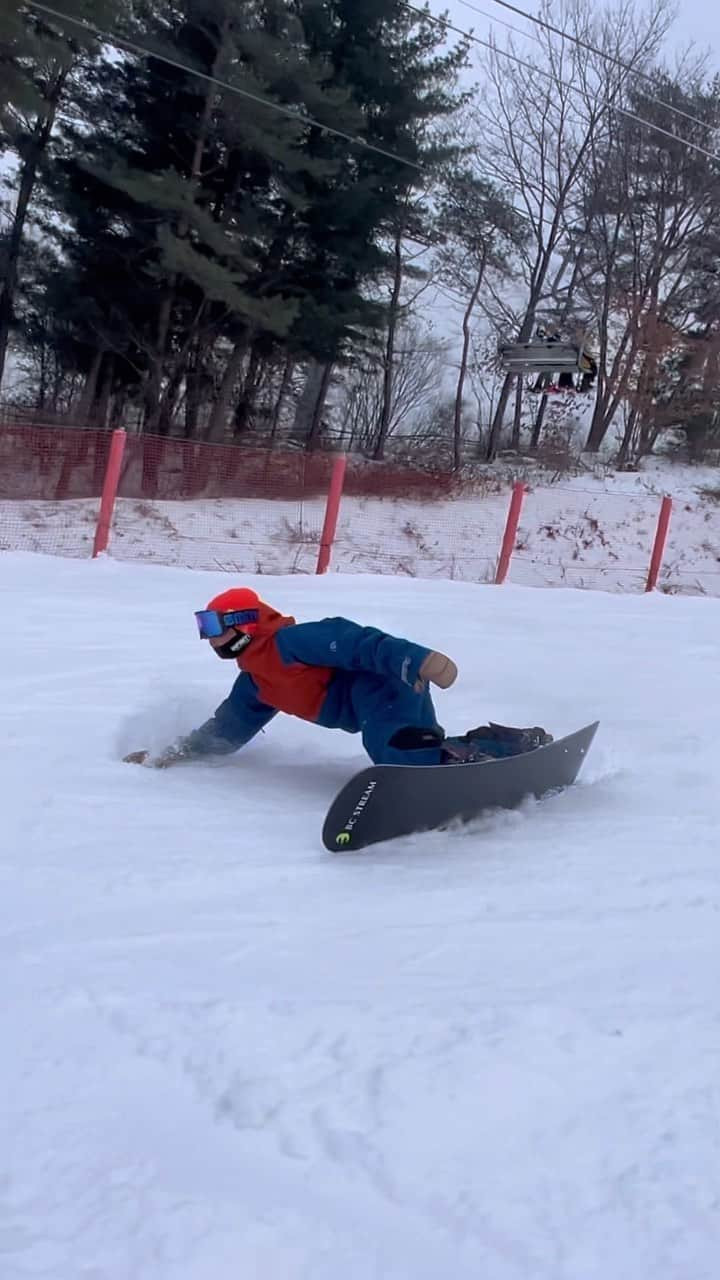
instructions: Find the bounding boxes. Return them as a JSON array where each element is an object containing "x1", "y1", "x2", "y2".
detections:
[{"x1": 346, "y1": 672, "x2": 445, "y2": 767}]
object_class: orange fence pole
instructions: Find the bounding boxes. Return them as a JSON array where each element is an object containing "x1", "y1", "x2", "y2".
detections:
[
  {"x1": 316, "y1": 454, "x2": 347, "y2": 574},
  {"x1": 495, "y1": 482, "x2": 527, "y2": 585},
  {"x1": 92, "y1": 429, "x2": 127, "y2": 557},
  {"x1": 645, "y1": 495, "x2": 673, "y2": 592}
]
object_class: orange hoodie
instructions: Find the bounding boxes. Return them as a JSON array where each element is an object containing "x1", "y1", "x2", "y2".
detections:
[{"x1": 236, "y1": 601, "x2": 334, "y2": 722}]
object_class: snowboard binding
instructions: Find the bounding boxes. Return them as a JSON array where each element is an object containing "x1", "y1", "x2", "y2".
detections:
[{"x1": 442, "y1": 722, "x2": 553, "y2": 765}]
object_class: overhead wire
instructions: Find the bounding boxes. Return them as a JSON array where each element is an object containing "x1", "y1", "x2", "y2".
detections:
[
  {"x1": 400, "y1": 1, "x2": 720, "y2": 166},
  {"x1": 19, "y1": 1, "x2": 711, "y2": 380},
  {"x1": 25, "y1": 0, "x2": 425, "y2": 171},
  {"x1": 21, "y1": 0, "x2": 720, "y2": 258},
  {"x1": 476, "y1": 0, "x2": 719, "y2": 136},
  {"x1": 21, "y1": 0, "x2": 555, "y2": 236},
  {"x1": 28, "y1": 0, "x2": 720, "y2": 173}
]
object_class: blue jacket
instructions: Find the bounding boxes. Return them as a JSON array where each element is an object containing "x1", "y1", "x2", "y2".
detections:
[{"x1": 181, "y1": 617, "x2": 433, "y2": 757}]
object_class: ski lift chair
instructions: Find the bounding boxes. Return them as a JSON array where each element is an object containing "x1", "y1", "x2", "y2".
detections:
[{"x1": 498, "y1": 339, "x2": 595, "y2": 394}]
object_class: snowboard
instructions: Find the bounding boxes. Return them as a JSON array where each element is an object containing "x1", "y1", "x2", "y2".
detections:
[{"x1": 322, "y1": 721, "x2": 599, "y2": 852}]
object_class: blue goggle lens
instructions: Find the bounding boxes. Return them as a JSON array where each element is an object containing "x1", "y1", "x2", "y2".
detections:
[
  {"x1": 194, "y1": 608, "x2": 259, "y2": 639},
  {"x1": 195, "y1": 610, "x2": 225, "y2": 638}
]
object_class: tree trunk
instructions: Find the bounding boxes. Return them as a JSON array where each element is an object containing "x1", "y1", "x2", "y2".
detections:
[
  {"x1": 454, "y1": 261, "x2": 486, "y2": 472},
  {"x1": 156, "y1": 359, "x2": 186, "y2": 436},
  {"x1": 184, "y1": 329, "x2": 215, "y2": 438},
  {"x1": 584, "y1": 402, "x2": 606, "y2": 452},
  {"x1": 96, "y1": 355, "x2": 115, "y2": 428},
  {"x1": 291, "y1": 359, "x2": 329, "y2": 447},
  {"x1": 142, "y1": 292, "x2": 174, "y2": 432},
  {"x1": 206, "y1": 339, "x2": 246, "y2": 442},
  {"x1": 55, "y1": 430, "x2": 90, "y2": 500},
  {"x1": 49, "y1": 363, "x2": 66, "y2": 414},
  {"x1": 374, "y1": 223, "x2": 405, "y2": 460},
  {"x1": 111, "y1": 385, "x2": 129, "y2": 430},
  {"x1": 141, "y1": 434, "x2": 162, "y2": 498},
  {"x1": 234, "y1": 346, "x2": 263, "y2": 435},
  {"x1": 530, "y1": 393, "x2": 549, "y2": 449},
  {"x1": 37, "y1": 305, "x2": 50, "y2": 409},
  {"x1": 306, "y1": 362, "x2": 334, "y2": 452},
  {"x1": 585, "y1": 327, "x2": 641, "y2": 452},
  {"x1": 270, "y1": 354, "x2": 295, "y2": 442},
  {"x1": 510, "y1": 377, "x2": 524, "y2": 450},
  {"x1": 184, "y1": 355, "x2": 203, "y2": 439},
  {"x1": 616, "y1": 405, "x2": 639, "y2": 465},
  {"x1": 76, "y1": 349, "x2": 105, "y2": 425},
  {"x1": 485, "y1": 372, "x2": 517, "y2": 460},
  {"x1": 93, "y1": 430, "x2": 111, "y2": 491},
  {"x1": 0, "y1": 63, "x2": 70, "y2": 391},
  {"x1": 636, "y1": 342, "x2": 660, "y2": 457},
  {"x1": 143, "y1": 27, "x2": 228, "y2": 434}
]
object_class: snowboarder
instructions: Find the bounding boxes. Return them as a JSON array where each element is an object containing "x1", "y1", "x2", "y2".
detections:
[{"x1": 123, "y1": 587, "x2": 552, "y2": 769}]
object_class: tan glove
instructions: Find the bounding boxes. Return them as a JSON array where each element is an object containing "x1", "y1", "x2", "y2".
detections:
[{"x1": 415, "y1": 651, "x2": 458, "y2": 692}]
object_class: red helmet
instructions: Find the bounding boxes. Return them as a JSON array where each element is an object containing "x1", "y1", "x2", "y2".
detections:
[{"x1": 205, "y1": 586, "x2": 260, "y2": 636}]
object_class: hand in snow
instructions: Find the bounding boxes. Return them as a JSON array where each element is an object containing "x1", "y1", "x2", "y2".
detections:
[
  {"x1": 414, "y1": 651, "x2": 458, "y2": 693},
  {"x1": 123, "y1": 747, "x2": 187, "y2": 768}
]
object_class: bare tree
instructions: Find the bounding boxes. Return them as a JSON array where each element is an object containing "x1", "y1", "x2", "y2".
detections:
[
  {"x1": 338, "y1": 320, "x2": 448, "y2": 457},
  {"x1": 370, "y1": 183, "x2": 445, "y2": 460},
  {"x1": 435, "y1": 168, "x2": 528, "y2": 468},
  {"x1": 577, "y1": 72, "x2": 720, "y2": 453},
  {"x1": 469, "y1": 0, "x2": 673, "y2": 457}
]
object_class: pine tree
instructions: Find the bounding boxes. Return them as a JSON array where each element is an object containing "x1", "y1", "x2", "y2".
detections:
[
  {"x1": 24, "y1": 0, "x2": 469, "y2": 445},
  {"x1": 0, "y1": 0, "x2": 121, "y2": 391},
  {"x1": 277, "y1": 0, "x2": 470, "y2": 446},
  {"x1": 53, "y1": 0, "x2": 355, "y2": 433}
]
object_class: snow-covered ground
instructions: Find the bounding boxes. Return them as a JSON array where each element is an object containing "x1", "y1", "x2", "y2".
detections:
[
  {"x1": 1, "y1": 461, "x2": 718, "y2": 594},
  {"x1": 2, "y1": 550, "x2": 719, "y2": 1279}
]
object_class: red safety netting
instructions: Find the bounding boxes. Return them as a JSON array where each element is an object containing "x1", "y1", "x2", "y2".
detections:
[
  {"x1": 511, "y1": 484, "x2": 720, "y2": 595},
  {"x1": 110, "y1": 435, "x2": 332, "y2": 571},
  {"x1": 0, "y1": 424, "x2": 109, "y2": 558},
  {"x1": 330, "y1": 488, "x2": 507, "y2": 582},
  {"x1": 510, "y1": 485, "x2": 656, "y2": 592},
  {"x1": 0, "y1": 424, "x2": 466, "y2": 574},
  {"x1": 1, "y1": 422, "x2": 717, "y2": 593},
  {"x1": 0, "y1": 422, "x2": 111, "y2": 500},
  {"x1": 659, "y1": 493, "x2": 720, "y2": 595},
  {"x1": 109, "y1": 436, "x2": 463, "y2": 574},
  {"x1": 0, "y1": 419, "x2": 458, "y2": 500}
]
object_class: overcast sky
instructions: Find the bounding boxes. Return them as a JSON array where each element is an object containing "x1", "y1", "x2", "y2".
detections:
[
  {"x1": 438, "y1": 0, "x2": 720, "y2": 76},
  {"x1": 416, "y1": 1, "x2": 720, "y2": 348}
]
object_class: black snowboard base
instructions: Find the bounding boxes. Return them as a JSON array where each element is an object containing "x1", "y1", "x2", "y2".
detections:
[{"x1": 322, "y1": 721, "x2": 599, "y2": 851}]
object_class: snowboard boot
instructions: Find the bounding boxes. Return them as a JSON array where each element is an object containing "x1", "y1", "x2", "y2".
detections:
[
  {"x1": 442, "y1": 722, "x2": 553, "y2": 765},
  {"x1": 440, "y1": 738, "x2": 495, "y2": 765},
  {"x1": 387, "y1": 725, "x2": 445, "y2": 751}
]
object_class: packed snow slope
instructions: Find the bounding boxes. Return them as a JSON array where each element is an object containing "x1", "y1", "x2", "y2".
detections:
[{"x1": 2, "y1": 551, "x2": 719, "y2": 1280}]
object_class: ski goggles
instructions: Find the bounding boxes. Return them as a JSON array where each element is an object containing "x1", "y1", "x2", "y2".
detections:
[{"x1": 194, "y1": 608, "x2": 259, "y2": 639}]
